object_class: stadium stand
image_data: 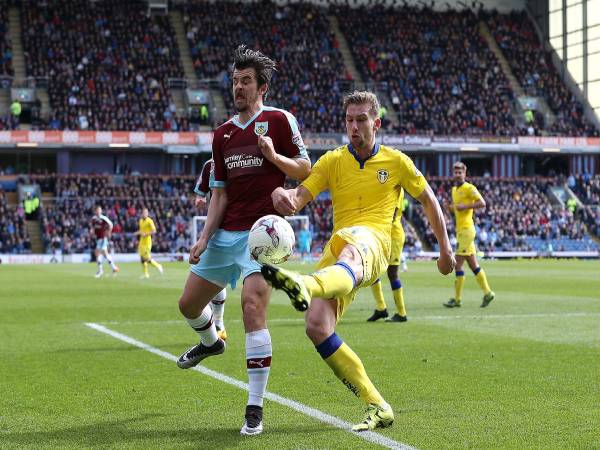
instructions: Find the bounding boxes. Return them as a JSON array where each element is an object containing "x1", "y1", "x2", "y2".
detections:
[
  {"x1": 335, "y1": 6, "x2": 517, "y2": 136},
  {"x1": 412, "y1": 177, "x2": 599, "y2": 252},
  {"x1": 0, "y1": 3, "x2": 13, "y2": 77},
  {"x1": 34, "y1": 174, "x2": 198, "y2": 253},
  {"x1": 0, "y1": 185, "x2": 31, "y2": 254},
  {"x1": 20, "y1": 0, "x2": 188, "y2": 131},
  {"x1": 572, "y1": 174, "x2": 600, "y2": 205},
  {"x1": 572, "y1": 174, "x2": 600, "y2": 239},
  {"x1": 487, "y1": 11, "x2": 598, "y2": 137},
  {"x1": 182, "y1": 0, "x2": 347, "y2": 132},
  {"x1": 0, "y1": 2, "x2": 18, "y2": 131}
]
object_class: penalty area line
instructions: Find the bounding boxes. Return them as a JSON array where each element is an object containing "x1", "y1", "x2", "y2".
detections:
[{"x1": 85, "y1": 322, "x2": 416, "y2": 450}]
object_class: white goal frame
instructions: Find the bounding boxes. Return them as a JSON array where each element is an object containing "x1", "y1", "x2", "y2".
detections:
[{"x1": 190, "y1": 215, "x2": 310, "y2": 247}]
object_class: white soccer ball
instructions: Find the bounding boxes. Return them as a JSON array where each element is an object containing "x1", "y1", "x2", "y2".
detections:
[{"x1": 248, "y1": 215, "x2": 296, "y2": 265}]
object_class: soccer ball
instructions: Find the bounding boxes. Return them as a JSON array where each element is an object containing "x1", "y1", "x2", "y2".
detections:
[{"x1": 248, "y1": 215, "x2": 295, "y2": 265}]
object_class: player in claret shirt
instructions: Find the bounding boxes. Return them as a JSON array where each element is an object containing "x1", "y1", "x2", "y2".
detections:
[
  {"x1": 176, "y1": 45, "x2": 310, "y2": 436},
  {"x1": 90, "y1": 206, "x2": 119, "y2": 278}
]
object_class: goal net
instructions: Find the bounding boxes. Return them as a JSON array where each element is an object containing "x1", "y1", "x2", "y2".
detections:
[{"x1": 190, "y1": 215, "x2": 310, "y2": 259}]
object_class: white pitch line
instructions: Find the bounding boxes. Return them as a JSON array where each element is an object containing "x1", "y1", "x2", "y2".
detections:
[
  {"x1": 85, "y1": 322, "x2": 416, "y2": 450},
  {"x1": 98, "y1": 312, "x2": 600, "y2": 326}
]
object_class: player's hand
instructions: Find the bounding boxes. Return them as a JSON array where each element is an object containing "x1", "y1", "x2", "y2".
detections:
[
  {"x1": 258, "y1": 135, "x2": 277, "y2": 162},
  {"x1": 455, "y1": 203, "x2": 468, "y2": 211},
  {"x1": 189, "y1": 237, "x2": 208, "y2": 265},
  {"x1": 195, "y1": 195, "x2": 207, "y2": 209},
  {"x1": 272, "y1": 187, "x2": 296, "y2": 215},
  {"x1": 437, "y1": 249, "x2": 456, "y2": 275}
]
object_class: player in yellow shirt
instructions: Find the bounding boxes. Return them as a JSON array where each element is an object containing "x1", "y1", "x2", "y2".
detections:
[
  {"x1": 135, "y1": 208, "x2": 164, "y2": 279},
  {"x1": 367, "y1": 188, "x2": 409, "y2": 322},
  {"x1": 443, "y1": 161, "x2": 494, "y2": 308},
  {"x1": 261, "y1": 91, "x2": 455, "y2": 431}
]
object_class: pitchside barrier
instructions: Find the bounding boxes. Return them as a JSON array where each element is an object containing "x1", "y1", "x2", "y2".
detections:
[{"x1": 1, "y1": 250, "x2": 598, "y2": 264}]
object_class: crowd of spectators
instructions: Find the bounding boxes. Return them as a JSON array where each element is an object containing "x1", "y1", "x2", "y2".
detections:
[
  {"x1": 0, "y1": 3, "x2": 13, "y2": 77},
  {"x1": 336, "y1": 6, "x2": 516, "y2": 136},
  {"x1": 570, "y1": 174, "x2": 600, "y2": 239},
  {"x1": 21, "y1": 0, "x2": 188, "y2": 131},
  {"x1": 36, "y1": 174, "x2": 198, "y2": 254},
  {"x1": 571, "y1": 174, "x2": 600, "y2": 205},
  {"x1": 183, "y1": 0, "x2": 347, "y2": 133},
  {"x1": 0, "y1": 185, "x2": 31, "y2": 254},
  {"x1": 412, "y1": 177, "x2": 598, "y2": 252},
  {"x1": 487, "y1": 11, "x2": 598, "y2": 137}
]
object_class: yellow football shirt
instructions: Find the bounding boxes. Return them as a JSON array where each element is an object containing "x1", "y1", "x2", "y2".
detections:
[
  {"x1": 451, "y1": 182, "x2": 483, "y2": 230},
  {"x1": 301, "y1": 144, "x2": 426, "y2": 239},
  {"x1": 138, "y1": 217, "x2": 156, "y2": 246}
]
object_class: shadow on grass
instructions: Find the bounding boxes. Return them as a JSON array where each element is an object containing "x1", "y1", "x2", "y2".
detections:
[{"x1": 1, "y1": 414, "x2": 339, "y2": 447}]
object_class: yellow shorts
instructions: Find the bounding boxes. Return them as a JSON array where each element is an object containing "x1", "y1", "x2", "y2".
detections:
[
  {"x1": 138, "y1": 244, "x2": 152, "y2": 261},
  {"x1": 316, "y1": 226, "x2": 390, "y2": 319},
  {"x1": 456, "y1": 228, "x2": 476, "y2": 256},
  {"x1": 389, "y1": 219, "x2": 405, "y2": 266}
]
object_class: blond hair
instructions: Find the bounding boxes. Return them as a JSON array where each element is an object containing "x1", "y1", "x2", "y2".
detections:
[
  {"x1": 453, "y1": 161, "x2": 467, "y2": 171},
  {"x1": 343, "y1": 90, "x2": 380, "y2": 118}
]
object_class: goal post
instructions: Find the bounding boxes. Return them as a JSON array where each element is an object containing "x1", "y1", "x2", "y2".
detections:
[{"x1": 190, "y1": 215, "x2": 310, "y2": 255}]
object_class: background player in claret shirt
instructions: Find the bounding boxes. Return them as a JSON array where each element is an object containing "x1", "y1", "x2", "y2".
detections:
[
  {"x1": 193, "y1": 159, "x2": 227, "y2": 341},
  {"x1": 134, "y1": 207, "x2": 163, "y2": 279},
  {"x1": 90, "y1": 206, "x2": 119, "y2": 278},
  {"x1": 176, "y1": 45, "x2": 310, "y2": 436},
  {"x1": 367, "y1": 188, "x2": 410, "y2": 323},
  {"x1": 444, "y1": 161, "x2": 495, "y2": 308},
  {"x1": 261, "y1": 91, "x2": 455, "y2": 431}
]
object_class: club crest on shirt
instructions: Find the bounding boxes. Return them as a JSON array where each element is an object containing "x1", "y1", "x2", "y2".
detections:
[
  {"x1": 254, "y1": 121, "x2": 269, "y2": 136},
  {"x1": 377, "y1": 169, "x2": 389, "y2": 183}
]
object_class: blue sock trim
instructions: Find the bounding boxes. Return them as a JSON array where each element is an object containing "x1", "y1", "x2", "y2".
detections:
[
  {"x1": 315, "y1": 332, "x2": 343, "y2": 360},
  {"x1": 334, "y1": 262, "x2": 356, "y2": 288},
  {"x1": 456, "y1": 270, "x2": 465, "y2": 277},
  {"x1": 472, "y1": 267, "x2": 481, "y2": 275},
  {"x1": 391, "y1": 279, "x2": 402, "y2": 290}
]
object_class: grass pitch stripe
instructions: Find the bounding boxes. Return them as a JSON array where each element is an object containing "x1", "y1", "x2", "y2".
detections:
[{"x1": 85, "y1": 322, "x2": 416, "y2": 450}]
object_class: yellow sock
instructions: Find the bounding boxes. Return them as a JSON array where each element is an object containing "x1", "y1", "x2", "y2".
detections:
[
  {"x1": 303, "y1": 263, "x2": 355, "y2": 299},
  {"x1": 455, "y1": 271, "x2": 465, "y2": 302},
  {"x1": 317, "y1": 333, "x2": 384, "y2": 406},
  {"x1": 392, "y1": 286, "x2": 406, "y2": 316},
  {"x1": 475, "y1": 268, "x2": 491, "y2": 295},
  {"x1": 370, "y1": 279, "x2": 387, "y2": 311},
  {"x1": 150, "y1": 259, "x2": 161, "y2": 269},
  {"x1": 143, "y1": 262, "x2": 149, "y2": 276}
]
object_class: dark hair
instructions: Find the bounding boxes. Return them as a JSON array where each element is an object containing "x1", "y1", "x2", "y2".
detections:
[{"x1": 232, "y1": 45, "x2": 276, "y2": 97}]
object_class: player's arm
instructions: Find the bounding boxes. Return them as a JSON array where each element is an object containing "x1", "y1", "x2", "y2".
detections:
[
  {"x1": 189, "y1": 187, "x2": 227, "y2": 264},
  {"x1": 416, "y1": 185, "x2": 455, "y2": 275},
  {"x1": 258, "y1": 135, "x2": 311, "y2": 181},
  {"x1": 271, "y1": 185, "x2": 313, "y2": 216}
]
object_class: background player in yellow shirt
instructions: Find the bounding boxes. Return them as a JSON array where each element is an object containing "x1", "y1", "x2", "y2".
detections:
[
  {"x1": 135, "y1": 208, "x2": 163, "y2": 279},
  {"x1": 262, "y1": 91, "x2": 455, "y2": 431},
  {"x1": 443, "y1": 161, "x2": 494, "y2": 308},
  {"x1": 368, "y1": 188, "x2": 409, "y2": 322}
]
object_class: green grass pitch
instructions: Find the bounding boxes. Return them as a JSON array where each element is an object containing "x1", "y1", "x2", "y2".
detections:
[{"x1": 1, "y1": 259, "x2": 599, "y2": 449}]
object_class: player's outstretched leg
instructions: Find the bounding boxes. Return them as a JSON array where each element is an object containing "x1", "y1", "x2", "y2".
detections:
[
  {"x1": 262, "y1": 261, "x2": 356, "y2": 312},
  {"x1": 261, "y1": 264, "x2": 310, "y2": 311}
]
